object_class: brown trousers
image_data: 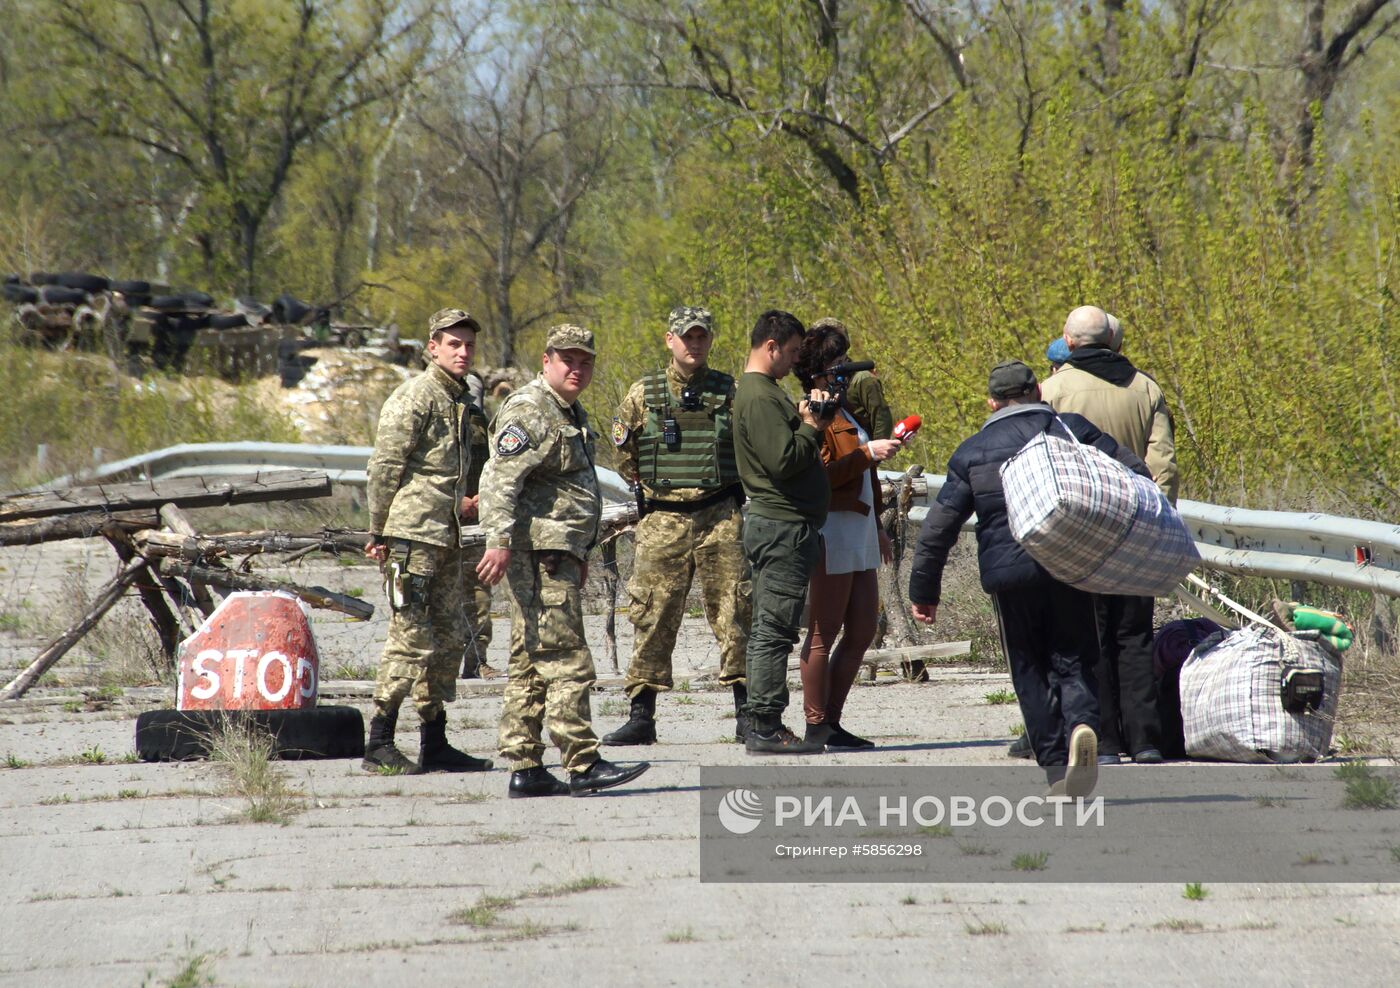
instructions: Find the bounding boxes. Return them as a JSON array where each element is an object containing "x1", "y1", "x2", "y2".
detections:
[{"x1": 799, "y1": 555, "x2": 879, "y2": 725}]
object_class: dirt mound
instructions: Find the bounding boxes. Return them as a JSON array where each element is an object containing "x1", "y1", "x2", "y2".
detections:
[{"x1": 252, "y1": 348, "x2": 412, "y2": 446}]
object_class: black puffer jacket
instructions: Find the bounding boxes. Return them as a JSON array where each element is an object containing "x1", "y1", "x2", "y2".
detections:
[{"x1": 908, "y1": 403, "x2": 1148, "y2": 603}]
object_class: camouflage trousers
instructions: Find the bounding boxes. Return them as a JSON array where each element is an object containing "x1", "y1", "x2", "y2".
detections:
[
  {"x1": 625, "y1": 498, "x2": 751, "y2": 697},
  {"x1": 498, "y1": 549, "x2": 600, "y2": 774},
  {"x1": 372, "y1": 539, "x2": 462, "y2": 721},
  {"x1": 459, "y1": 545, "x2": 494, "y2": 674}
]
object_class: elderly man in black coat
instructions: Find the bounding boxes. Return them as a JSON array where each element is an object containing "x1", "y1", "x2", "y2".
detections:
[{"x1": 909, "y1": 361, "x2": 1149, "y2": 797}]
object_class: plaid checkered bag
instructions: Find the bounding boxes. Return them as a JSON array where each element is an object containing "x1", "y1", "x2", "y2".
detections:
[
  {"x1": 1179, "y1": 627, "x2": 1341, "y2": 763},
  {"x1": 1000, "y1": 420, "x2": 1199, "y2": 595}
]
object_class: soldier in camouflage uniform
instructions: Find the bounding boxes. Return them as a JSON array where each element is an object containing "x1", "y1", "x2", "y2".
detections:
[
  {"x1": 459, "y1": 368, "x2": 499, "y2": 679},
  {"x1": 363, "y1": 308, "x2": 494, "y2": 775},
  {"x1": 476, "y1": 324, "x2": 651, "y2": 798},
  {"x1": 809, "y1": 317, "x2": 893, "y2": 440},
  {"x1": 602, "y1": 305, "x2": 751, "y2": 746}
]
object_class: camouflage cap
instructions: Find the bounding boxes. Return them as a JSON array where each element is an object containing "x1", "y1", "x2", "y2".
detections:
[
  {"x1": 545, "y1": 323, "x2": 596, "y2": 354},
  {"x1": 809, "y1": 317, "x2": 849, "y2": 337},
  {"x1": 428, "y1": 307, "x2": 482, "y2": 336},
  {"x1": 667, "y1": 306, "x2": 714, "y2": 336}
]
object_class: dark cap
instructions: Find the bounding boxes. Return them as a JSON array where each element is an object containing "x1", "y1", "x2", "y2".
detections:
[{"x1": 988, "y1": 360, "x2": 1038, "y2": 399}]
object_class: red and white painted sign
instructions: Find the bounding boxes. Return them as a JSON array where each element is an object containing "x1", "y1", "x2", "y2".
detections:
[{"x1": 177, "y1": 592, "x2": 321, "y2": 711}]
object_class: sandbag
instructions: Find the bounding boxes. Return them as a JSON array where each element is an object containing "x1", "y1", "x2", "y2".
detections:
[
  {"x1": 1179, "y1": 627, "x2": 1341, "y2": 763},
  {"x1": 1000, "y1": 422, "x2": 1199, "y2": 596}
]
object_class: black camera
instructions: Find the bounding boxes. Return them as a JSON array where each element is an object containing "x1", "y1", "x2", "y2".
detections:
[
  {"x1": 807, "y1": 360, "x2": 874, "y2": 419},
  {"x1": 679, "y1": 386, "x2": 703, "y2": 412}
]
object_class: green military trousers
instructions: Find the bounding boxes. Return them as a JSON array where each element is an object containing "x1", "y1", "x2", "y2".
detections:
[
  {"x1": 497, "y1": 549, "x2": 601, "y2": 774},
  {"x1": 624, "y1": 498, "x2": 750, "y2": 697},
  {"x1": 741, "y1": 514, "x2": 820, "y2": 723},
  {"x1": 372, "y1": 539, "x2": 462, "y2": 721}
]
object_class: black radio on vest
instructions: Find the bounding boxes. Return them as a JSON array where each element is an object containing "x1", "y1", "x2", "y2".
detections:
[{"x1": 663, "y1": 415, "x2": 680, "y2": 447}]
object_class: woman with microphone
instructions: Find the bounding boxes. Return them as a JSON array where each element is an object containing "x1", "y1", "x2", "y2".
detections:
[{"x1": 792, "y1": 324, "x2": 905, "y2": 750}]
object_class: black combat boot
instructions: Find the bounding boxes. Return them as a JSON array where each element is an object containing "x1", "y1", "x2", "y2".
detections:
[
  {"x1": 418, "y1": 709, "x2": 493, "y2": 772},
  {"x1": 732, "y1": 682, "x2": 750, "y2": 743},
  {"x1": 362, "y1": 707, "x2": 423, "y2": 774},
  {"x1": 601, "y1": 689, "x2": 657, "y2": 746}
]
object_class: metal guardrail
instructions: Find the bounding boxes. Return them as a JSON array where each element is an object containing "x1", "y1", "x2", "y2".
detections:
[{"x1": 38, "y1": 441, "x2": 1400, "y2": 597}]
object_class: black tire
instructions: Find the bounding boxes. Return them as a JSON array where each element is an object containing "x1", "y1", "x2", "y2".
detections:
[
  {"x1": 53, "y1": 271, "x2": 109, "y2": 293},
  {"x1": 149, "y1": 294, "x2": 189, "y2": 312},
  {"x1": 40, "y1": 285, "x2": 88, "y2": 305},
  {"x1": 209, "y1": 312, "x2": 249, "y2": 329},
  {"x1": 182, "y1": 290, "x2": 214, "y2": 309},
  {"x1": 109, "y1": 279, "x2": 152, "y2": 295},
  {"x1": 135, "y1": 706, "x2": 366, "y2": 761},
  {"x1": 272, "y1": 292, "x2": 312, "y2": 325},
  {"x1": 3, "y1": 283, "x2": 38, "y2": 304},
  {"x1": 29, "y1": 271, "x2": 58, "y2": 285}
]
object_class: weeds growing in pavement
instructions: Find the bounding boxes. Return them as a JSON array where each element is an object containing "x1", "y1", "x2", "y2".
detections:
[
  {"x1": 206, "y1": 717, "x2": 302, "y2": 823},
  {"x1": 1336, "y1": 761, "x2": 1398, "y2": 809},
  {"x1": 1183, "y1": 882, "x2": 1208, "y2": 901},
  {"x1": 983, "y1": 689, "x2": 1016, "y2": 705}
]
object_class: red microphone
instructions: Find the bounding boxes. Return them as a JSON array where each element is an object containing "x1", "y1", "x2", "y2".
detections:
[{"x1": 892, "y1": 415, "x2": 922, "y2": 441}]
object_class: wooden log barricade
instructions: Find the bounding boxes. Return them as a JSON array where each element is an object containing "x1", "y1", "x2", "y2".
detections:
[
  {"x1": 0, "y1": 470, "x2": 372, "y2": 700},
  {"x1": 2, "y1": 464, "x2": 961, "y2": 700}
]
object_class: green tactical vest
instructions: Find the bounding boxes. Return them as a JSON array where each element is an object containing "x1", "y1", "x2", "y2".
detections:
[{"x1": 637, "y1": 366, "x2": 739, "y2": 491}]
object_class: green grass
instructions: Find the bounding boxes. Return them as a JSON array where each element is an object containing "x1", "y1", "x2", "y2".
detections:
[
  {"x1": 965, "y1": 921, "x2": 1008, "y2": 936},
  {"x1": 899, "y1": 894, "x2": 917, "y2": 905},
  {"x1": 0, "y1": 612, "x2": 22, "y2": 633},
  {"x1": 1336, "y1": 762, "x2": 1398, "y2": 810},
  {"x1": 146, "y1": 950, "x2": 217, "y2": 988},
  {"x1": 78, "y1": 745, "x2": 106, "y2": 764},
  {"x1": 1008, "y1": 722, "x2": 1026, "y2": 737},
  {"x1": 1183, "y1": 882, "x2": 1208, "y2": 901},
  {"x1": 1011, "y1": 851, "x2": 1048, "y2": 872},
  {"x1": 4, "y1": 753, "x2": 30, "y2": 769},
  {"x1": 918, "y1": 824, "x2": 953, "y2": 838},
  {"x1": 1154, "y1": 918, "x2": 1205, "y2": 933},
  {"x1": 984, "y1": 689, "x2": 1016, "y2": 705},
  {"x1": 207, "y1": 717, "x2": 302, "y2": 823},
  {"x1": 664, "y1": 927, "x2": 698, "y2": 943}
]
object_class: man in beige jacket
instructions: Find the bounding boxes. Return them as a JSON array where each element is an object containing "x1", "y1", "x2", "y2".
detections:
[{"x1": 1040, "y1": 305, "x2": 1178, "y2": 765}]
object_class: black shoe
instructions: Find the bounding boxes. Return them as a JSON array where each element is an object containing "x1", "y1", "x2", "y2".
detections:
[
  {"x1": 602, "y1": 689, "x2": 657, "y2": 746},
  {"x1": 418, "y1": 709, "x2": 493, "y2": 773},
  {"x1": 569, "y1": 758, "x2": 651, "y2": 796},
  {"x1": 745, "y1": 723, "x2": 824, "y2": 755},
  {"x1": 826, "y1": 723, "x2": 875, "y2": 750},
  {"x1": 362, "y1": 710, "x2": 423, "y2": 775},
  {"x1": 509, "y1": 766, "x2": 570, "y2": 798},
  {"x1": 804, "y1": 723, "x2": 834, "y2": 749},
  {"x1": 1007, "y1": 733, "x2": 1034, "y2": 760},
  {"x1": 732, "y1": 683, "x2": 750, "y2": 743},
  {"x1": 1133, "y1": 747, "x2": 1165, "y2": 765}
]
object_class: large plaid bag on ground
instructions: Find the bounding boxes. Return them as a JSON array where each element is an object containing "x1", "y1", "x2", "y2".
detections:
[
  {"x1": 999, "y1": 425, "x2": 1199, "y2": 596},
  {"x1": 1179, "y1": 627, "x2": 1341, "y2": 763}
]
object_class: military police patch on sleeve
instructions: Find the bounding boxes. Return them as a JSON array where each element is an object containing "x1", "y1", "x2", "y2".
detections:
[
  {"x1": 495, "y1": 423, "x2": 532, "y2": 457},
  {"x1": 611, "y1": 417, "x2": 629, "y2": 447}
]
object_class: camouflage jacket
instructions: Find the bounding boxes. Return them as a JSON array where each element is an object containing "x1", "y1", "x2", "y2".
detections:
[
  {"x1": 366, "y1": 362, "x2": 469, "y2": 548},
  {"x1": 478, "y1": 374, "x2": 601, "y2": 558},
  {"x1": 612, "y1": 362, "x2": 737, "y2": 502},
  {"x1": 464, "y1": 370, "x2": 490, "y2": 496},
  {"x1": 846, "y1": 369, "x2": 893, "y2": 440}
]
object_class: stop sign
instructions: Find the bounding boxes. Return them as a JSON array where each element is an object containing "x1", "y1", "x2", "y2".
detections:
[{"x1": 177, "y1": 591, "x2": 321, "y2": 711}]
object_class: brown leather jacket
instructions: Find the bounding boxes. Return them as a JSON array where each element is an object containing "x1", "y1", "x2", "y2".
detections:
[{"x1": 820, "y1": 413, "x2": 884, "y2": 517}]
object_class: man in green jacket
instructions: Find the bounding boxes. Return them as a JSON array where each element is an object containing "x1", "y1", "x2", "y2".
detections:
[
  {"x1": 733, "y1": 310, "x2": 836, "y2": 754},
  {"x1": 363, "y1": 308, "x2": 494, "y2": 775}
]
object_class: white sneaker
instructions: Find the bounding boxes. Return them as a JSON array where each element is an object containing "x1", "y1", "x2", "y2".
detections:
[{"x1": 1063, "y1": 724, "x2": 1099, "y2": 798}]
